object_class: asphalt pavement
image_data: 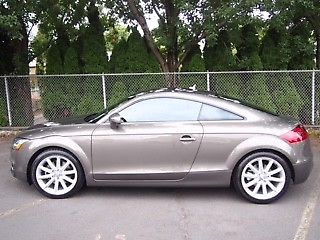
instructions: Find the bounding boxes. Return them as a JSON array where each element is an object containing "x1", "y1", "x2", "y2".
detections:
[{"x1": 0, "y1": 138, "x2": 319, "y2": 240}]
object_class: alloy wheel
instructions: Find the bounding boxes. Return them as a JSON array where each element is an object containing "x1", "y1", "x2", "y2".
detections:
[
  {"x1": 240, "y1": 157, "x2": 286, "y2": 200},
  {"x1": 35, "y1": 155, "x2": 78, "y2": 196}
]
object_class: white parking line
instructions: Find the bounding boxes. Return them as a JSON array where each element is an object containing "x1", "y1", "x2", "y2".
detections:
[
  {"x1": 293, "y1": 171, "x2": 320, "y2": 240},
  {"x1": 0, "y1": 198, "x2": 47, "y2": 219}
]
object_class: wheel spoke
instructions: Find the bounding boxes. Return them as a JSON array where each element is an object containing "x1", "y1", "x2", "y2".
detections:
[
  {"x1": 248, "y1": 163, "x2": 259, "y2": 174},
  {"x1": 59, "y1": 179, "x2": 68, "y2": 190},
  {"x1": 262, "y1": 182, "x2": 267, "y2": 195},
  {"x1": 252, "y1": 181, "x2": 262, "y2": 194},
  {"x1": 38, "y1": 173, "x2": 52, "y2": 180},
  {"x1": 44, "y1": 178, "x2": 55, "y2": 189},
  {"x1": 269, "y1": 176, "x2": 285, "y2": 183},
  {"x1": 258, "y1": 159, "x2": 264, "y2": 172},
  {"x1": 264, "y1": 160, "x2": 273, "y2": 172},
  {"x1": 243, "y1": 173, "x2": 256, "y2": 179},
  {"x1": 56, "y1": 157, "x2": 61, "y2": 169},
  {"x1": 266, "y1": 180, "x2": 278, "y2": 192},
  {"x1": 245, "y1": 177, "x2": 259, "y2": 188},
  {"x1": 39, "y1": 166, "x2": 52, "y2": 173},
  {"x1": 46, "y1": 159, "x2": 56, "y2": 170},
  {"x1": 62, "y1": 175, "x2": 76, "y2": 184},
  {"x1": 54, "y1": 179, "x2": 59, "y2": 192},
  {"x1": 61, "y1": 161, "x2": 70, "y2": 171},
  {"x1": 268, "y1": 167, "x2": 283, "y2": 176},
  {"x1": 63, "y1": 170, "x2": 77, "y2": 175}
]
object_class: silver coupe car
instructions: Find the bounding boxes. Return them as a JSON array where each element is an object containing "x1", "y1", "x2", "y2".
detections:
[{"x1": 11, "y1": 88, "x2": 313, "y2": 203}]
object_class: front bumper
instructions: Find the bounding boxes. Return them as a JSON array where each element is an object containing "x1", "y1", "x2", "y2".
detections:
[{"x1": 10, "y1": 145, "x2": 29, "y2": 182}]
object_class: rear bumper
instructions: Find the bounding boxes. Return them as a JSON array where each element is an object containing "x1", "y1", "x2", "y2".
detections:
[{"x1": 292, "y1": 157, "x2": 313, "y2": 184}]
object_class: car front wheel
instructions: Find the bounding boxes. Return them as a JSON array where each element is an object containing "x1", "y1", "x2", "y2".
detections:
[
  {"x1": 233, "y1": 152, "x2": 291, "y2": 204},
  {"x1": 31, "y1": 149, "x2": 85, "y2": 199}
]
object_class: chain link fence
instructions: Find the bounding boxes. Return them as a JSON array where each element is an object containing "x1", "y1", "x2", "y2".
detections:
[{"x1": 0, "y1": 70, "x2": 319, "y2": 127}]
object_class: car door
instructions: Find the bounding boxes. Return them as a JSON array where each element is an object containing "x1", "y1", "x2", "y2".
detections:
[{"x1": 92, "y1": 97, "x2": 203, "y2": 180}]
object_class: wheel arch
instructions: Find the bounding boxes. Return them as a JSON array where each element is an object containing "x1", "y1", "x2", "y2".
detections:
[
  {"x1": 27, "y1": 146, "x2": 86, "y2": 185},
  {"x1": 230, "y1": 149, "x2": 295, "y2": 186}
]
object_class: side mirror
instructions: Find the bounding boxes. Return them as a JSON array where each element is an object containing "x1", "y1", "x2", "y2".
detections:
[{"x1": 109, "y1": 113, "x2": 124, "y2": 127}]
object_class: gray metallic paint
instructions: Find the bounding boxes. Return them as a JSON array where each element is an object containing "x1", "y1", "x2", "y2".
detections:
[{"x1": 10, "y1": 90, "x2": 313, "y2": 188}]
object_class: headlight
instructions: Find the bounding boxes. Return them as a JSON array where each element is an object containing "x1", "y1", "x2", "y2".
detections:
[{"x1": 12, "y1": 138, "x2": 29, "y2": 151}]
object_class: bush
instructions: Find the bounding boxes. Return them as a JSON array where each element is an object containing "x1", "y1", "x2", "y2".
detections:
[
  {"x1": 267, "y1": 73, "x2": 303, "y2": 119},
  {"x1": 108, "y1": 81, "x2": 129, "y2": 108},
  {"x1": 242, "y1": 74, "x2": 277, "y2": 112},
  {"x1": 127, "y1": 76, "x2": 166, "y2": 95},
  {"x1": 214, "y1": 73, "x2": 243, "y2": 99},
  {"x1": 40, "y1": 76, "x2": 104, "y2": 120}
]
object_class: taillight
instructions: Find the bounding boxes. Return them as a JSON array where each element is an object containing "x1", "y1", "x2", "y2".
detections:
[{"x1": 281, "y1": 125, "x2": 309, "y2": 144}]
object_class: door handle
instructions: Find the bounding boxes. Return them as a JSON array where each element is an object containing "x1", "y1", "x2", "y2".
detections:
[{"x1": 180, "y1": 135, "x2": 196, "y2": 142}]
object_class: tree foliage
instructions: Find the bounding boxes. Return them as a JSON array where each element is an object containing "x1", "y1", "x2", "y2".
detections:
[
  {"x1": 204, "y1": 30, "x2": 236, "y2": 71},
  {"x1": 260, "y1": 26, "x2": 290, "y2": 70},
  {"x1": 236, "y1": 24, "x2": 263, "y2": 71}
]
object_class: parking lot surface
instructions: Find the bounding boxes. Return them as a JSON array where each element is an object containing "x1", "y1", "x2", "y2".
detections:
[{"x1": 0, "y1": 138, "x2": 319, "y2": 240}]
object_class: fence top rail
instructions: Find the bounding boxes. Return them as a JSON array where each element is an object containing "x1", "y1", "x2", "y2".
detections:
[{"x1": 0, "y1": 69, "x2": 320, "y2": 78}]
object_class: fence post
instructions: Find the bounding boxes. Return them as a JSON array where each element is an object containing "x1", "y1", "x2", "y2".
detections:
[
  {"x1": 312, "y1": 70, "x2": 316, "y2": 125},
  {"x1": 102, "y1": 74, "x2": 107, "y2": 109},
  {"x1": 206, "y1": 71, "x2": 210, "y2": 91},
  {"x1": 4, "y1": 77, "x2": 12, "y2": 126}
]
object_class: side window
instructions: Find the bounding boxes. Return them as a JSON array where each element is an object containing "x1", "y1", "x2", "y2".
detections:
[
  {"x1": 119, "y1": 98, "x2": 202, "y2": 122},
  {"x1": 199, "y1": 104, "x2": 243, "y2": 121}
]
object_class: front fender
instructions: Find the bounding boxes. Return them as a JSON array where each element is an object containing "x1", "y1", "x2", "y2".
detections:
[{"x1": 26, "y1": 135, "x2": 93, "y2": 184}]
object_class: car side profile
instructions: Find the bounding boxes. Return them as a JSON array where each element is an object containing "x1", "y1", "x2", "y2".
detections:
[{"x1": 10, "y1": 88, "x2": 313, "y2": 203}]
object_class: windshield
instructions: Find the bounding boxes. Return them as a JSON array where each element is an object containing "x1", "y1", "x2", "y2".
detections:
[{"x1": 84, "y1": 96, "x2": 131, "y2": 123}]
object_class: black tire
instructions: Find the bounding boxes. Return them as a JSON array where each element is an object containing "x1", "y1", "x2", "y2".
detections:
[
  {"x1": 31, "y1": 149, "x2": 85, "y2": 199},
  {"x1": 233, "y1": 152, "x2": 291, "y2": 204}
]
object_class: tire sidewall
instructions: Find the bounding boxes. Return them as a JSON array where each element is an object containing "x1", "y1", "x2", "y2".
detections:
[
  {"x1": 233, "y1": 152, "x2": 291, "y2": 204},
  {"x1": 31, "y1": 149, "x2": 85, "y2": 199}
]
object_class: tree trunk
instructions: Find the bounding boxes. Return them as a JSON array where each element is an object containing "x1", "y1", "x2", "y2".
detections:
[{"x1": 9, "y1": 19, "x2": 33, "y2": 126}]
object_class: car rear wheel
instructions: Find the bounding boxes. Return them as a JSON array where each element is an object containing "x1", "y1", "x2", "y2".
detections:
[
  {"x1": 31, "y1": 149, "x2": 84, "y2": 199},
  {"x1": 233, "y1": 152, "x2": 291, "y2": 204}
]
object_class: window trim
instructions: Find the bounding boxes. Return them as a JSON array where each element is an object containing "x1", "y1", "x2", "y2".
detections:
[{"x1": 198, "y1": 103, "x2": 245, "y2": 122}]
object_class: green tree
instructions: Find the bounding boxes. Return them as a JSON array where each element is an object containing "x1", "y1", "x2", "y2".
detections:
[
  {"x1": 109, "y1": 38, "x2": 128, "y2": 73},
  {"x1": 0, "y1": 0, "x2": 35, "y2": 126},
  {"x1": 64, "y1": 46, "x2": 81, "y2": 74},
  {"x1": 204, "y1": 30, "x2": 236, "y2": 71},
  {"x1": 236, "y1": 24, "x2": 263, "y2": 71},
  {"x1": 81, "y1": 2, "x2": 108, "y2": 74},
  {"x1": 260, "y1": 26, "x2": 290, "y2": 70},
  {"x1": 105, "y1": 0, "x2": 260, "y2": 81},
  {"x1": 287, "y1": 21, "x2": 315, "y2": 70},
  {"x1": 46, "y1": 44, "x2": 64, "y2": 74},
  {"x1": 180, "y1": 50, "x2": 206, "y2": 90}
]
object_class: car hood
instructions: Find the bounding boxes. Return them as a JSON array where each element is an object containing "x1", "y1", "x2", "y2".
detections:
[{"x1": 18, "y1": 116, "x2": 98, "y2": 140}]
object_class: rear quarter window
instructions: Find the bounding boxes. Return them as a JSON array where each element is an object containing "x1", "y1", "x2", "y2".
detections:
[{"x1": 199, "y1": 104, "x2": 243, "y2": 121}]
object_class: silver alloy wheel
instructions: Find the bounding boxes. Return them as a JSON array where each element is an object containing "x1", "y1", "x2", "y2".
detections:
[
  {"x1": 35, "y1": 155, "x2": 78, "y2": 195},
  {"x1": 241, "y1": 157, "x2": 286, "y2": 200}
]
